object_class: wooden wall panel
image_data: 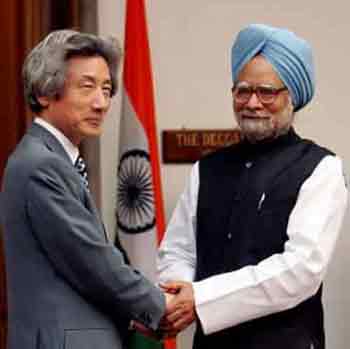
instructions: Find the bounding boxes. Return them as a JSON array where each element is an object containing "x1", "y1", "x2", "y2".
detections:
[
  {"x1": 0, "y1": 1, "x2": 26, "y2": 347},
  {"x1": 0, "y1": 1, "x2": 26, "y2": 185}
]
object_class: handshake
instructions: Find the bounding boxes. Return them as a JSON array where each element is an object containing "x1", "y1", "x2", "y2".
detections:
[{"x1": 134, "y1": 281, "x2": 196, "y2": 340}]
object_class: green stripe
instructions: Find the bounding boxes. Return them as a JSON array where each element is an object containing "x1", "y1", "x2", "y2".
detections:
[{"x1": 128, "y1": 332, "x2": 163, "y2": 349}]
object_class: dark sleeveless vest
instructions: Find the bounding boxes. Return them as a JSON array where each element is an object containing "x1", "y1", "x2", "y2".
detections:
[{"x1": 194, "y1": 129, "x2": 333, "y2": 349}]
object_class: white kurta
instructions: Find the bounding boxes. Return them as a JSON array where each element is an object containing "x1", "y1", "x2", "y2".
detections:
[{"x1": 158, "y1": 155, "x2": 348, "y2": 335}]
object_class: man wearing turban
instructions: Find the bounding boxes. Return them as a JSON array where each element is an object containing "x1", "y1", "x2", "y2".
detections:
[{"x1": 158, "y1": 25, "x2": 348, "y2": 348}]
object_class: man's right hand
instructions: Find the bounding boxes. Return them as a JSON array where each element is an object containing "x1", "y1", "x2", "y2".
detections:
[{"x1": 160, "y1": 281, "x2": 196, "y2": 338}]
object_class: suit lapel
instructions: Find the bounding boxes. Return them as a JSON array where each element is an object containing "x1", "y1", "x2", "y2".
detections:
[
  {"x1": 27, "y1": 123, "x2": 109, "y2": 242},
  {"x1": 84, "y1": 190, "x2": 109, "y2": 242},
  {"x1": 27, "y1": 122, "x2": 130, "y2": 262}
]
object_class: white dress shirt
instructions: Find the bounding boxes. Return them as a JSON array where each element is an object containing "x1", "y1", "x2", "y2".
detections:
[
  {"x1": 158, "y1": 154, "x2": 348, "y2": 335},
  {"x1": 34, "y1": 118, "x2": 79, "y2": 164}
]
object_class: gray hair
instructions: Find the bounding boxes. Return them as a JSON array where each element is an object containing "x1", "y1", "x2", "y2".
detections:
[{"x1": 23, "y1": 29, "x2": 122, "y2": 113}]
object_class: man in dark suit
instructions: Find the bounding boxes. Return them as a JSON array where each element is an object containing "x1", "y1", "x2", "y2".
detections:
[{"x1": 0, "y1": 30, "x2": 169, "y2": 349}]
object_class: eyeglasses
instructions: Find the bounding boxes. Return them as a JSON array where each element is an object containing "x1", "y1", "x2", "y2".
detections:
[{"x1": 232, "y1": 82, "x2": 288, "y2": 105}]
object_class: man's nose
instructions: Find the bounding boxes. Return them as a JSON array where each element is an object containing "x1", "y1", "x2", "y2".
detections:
[
  {"x1": 92, "y1": 89, "x2": 110, "y2": 110},
  {"x1": 245, "y1": 92, "x2": 263, "y2": 110}
]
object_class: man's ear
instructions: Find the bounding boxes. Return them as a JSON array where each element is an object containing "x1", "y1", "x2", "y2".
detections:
[{"x1": 37, "y1": 96, "x2": 50, "y2": 108}]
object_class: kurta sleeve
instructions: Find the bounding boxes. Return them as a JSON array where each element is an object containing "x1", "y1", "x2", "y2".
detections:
[{"x1": 158, "y1": 163, "x2": 199, "y2": 283}]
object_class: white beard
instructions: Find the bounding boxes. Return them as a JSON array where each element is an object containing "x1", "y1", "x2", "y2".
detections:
[{"x1": 235, "y1": 99, "x2": 294, "y2": 143}]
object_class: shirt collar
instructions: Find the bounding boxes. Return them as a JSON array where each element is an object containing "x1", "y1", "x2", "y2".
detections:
[{"x1": 34, "y1": 117, "x2": 79, "y2": 164}]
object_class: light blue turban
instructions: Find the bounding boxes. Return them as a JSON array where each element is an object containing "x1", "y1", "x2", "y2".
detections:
[{"x1": 231, "y1": 24, "x2": 315, "y2": 111}]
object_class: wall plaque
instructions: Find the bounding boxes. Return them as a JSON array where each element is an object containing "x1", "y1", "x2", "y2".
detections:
[{"x1": 162, "y1": 129, "x2": 241, "y2": 163}]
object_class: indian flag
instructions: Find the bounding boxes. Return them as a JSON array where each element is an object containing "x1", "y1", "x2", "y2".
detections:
[{"x1": 116, "y1": 1, "x2": 175, "y2": 349}]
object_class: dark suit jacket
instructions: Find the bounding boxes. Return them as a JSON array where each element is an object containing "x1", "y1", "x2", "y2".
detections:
[{"x1": 0, "y1": 123, "x2": 165, "y2": 349}]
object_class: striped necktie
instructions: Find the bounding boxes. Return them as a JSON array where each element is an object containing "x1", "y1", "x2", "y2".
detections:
[{"x1": 74, "y1": 155, "x2": 89, "y2": 188}]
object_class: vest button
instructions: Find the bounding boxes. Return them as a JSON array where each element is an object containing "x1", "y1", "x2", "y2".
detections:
[
  {"x1": 245, "y1": 161, "x2": 253, "y2": 168},
  {"x1": 227, "y1": 233, "x2": 232, "y2": 239}
]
